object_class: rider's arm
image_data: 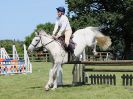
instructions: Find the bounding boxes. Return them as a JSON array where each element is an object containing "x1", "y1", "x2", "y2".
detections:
[
  {"x1": 52, "y1": 21, "x2": 58, "y2": 35},
  {"x1": 57, "y1": 21, "x2": 67, "y2": 36},
  {"x1": 57, "y1": 16, "x2": 68, "y2": 36}
]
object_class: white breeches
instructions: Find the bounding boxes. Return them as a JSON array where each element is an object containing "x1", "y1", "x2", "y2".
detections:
[{"x1": 64, "y1": 30, "x2": 72, "y2": 46}]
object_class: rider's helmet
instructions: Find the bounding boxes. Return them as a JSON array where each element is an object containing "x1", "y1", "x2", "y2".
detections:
[{"x1": 56, "y1": 7, "x2": 65, "y2": 14}]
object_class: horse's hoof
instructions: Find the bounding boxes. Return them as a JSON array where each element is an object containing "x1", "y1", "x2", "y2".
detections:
[
  {"x1": 45, "y1": 86, "x2": 50, "y2": 91},
  {"x1": 51, "y1": 87, "x2": 56, "y2": 91},
  {"x1": 49, "y1": 84, "x2": 53, "y2": 88},
  {"x1": 51, "y1": 86, "x2": 57, "y2": 91},
  {"x1": 93, "y1": 52, "x2": 98, "y2": 56},
  {"x1": 45, "y1": 88, "x2": 50, "y2": 91}
]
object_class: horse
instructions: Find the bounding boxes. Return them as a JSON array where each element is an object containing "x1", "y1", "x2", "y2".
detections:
[{"x1": 28, "y1": 26, "x2": 112, "y2": 91}]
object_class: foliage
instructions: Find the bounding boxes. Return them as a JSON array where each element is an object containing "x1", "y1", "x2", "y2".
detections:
[
  {"x1": 65, "y1": 0, "x2": 133, "y2": 59},
  {"x1": 0, "y1": 40, "x2": 23, "y2": 54},
  {"x1": 24, "y1": 22, "x2": 54, "y2": 47},
  {"x1": 35, "y1": 23, "x2": 54, "y2": 35}
]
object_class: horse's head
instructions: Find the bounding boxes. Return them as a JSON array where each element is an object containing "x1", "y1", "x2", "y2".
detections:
[
  {"x1": 28, "y1": 29, "x2": 53, "y2": 53},
  {"x1": 28, "y1": 31, "x2": 43, "y2": 52},
  {"x1": 28, "y1": 34, "x2": 43, "y2": 52}
]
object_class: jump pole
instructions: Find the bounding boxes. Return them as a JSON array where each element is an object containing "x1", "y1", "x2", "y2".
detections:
[
  {"x1": 0, "y1": 48, "x2": 10, "y2": 59},
  {"x1": 72, "y1": 49, "x2": 87, "y2": 85},
  {"x1": 13, "y1": 45, "x2": 19, "y2": 60},
  {"x1": 24, "y1": 44, "x2": 32, "y2": 73}
]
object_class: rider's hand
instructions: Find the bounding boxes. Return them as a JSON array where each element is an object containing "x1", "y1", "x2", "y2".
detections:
[
  {"x1": 55, "y1": 35, "x2": 60, "y2": 38},
  {"x1": 52, "y1": 34, "x2": 55, "y2": 38},
  {"x1": 52, "y1": 35, "x2": 57, "y2": 40}
]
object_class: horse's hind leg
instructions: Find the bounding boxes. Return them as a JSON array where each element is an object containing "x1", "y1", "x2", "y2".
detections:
[
  {"x1": 51, "y1": 77, "x2": 57, "y2": 90},
  {"x1": 92, "y1": 40, "x2": 98, "y2": 55}
]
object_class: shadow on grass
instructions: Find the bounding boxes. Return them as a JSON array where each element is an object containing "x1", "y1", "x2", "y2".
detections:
[
  {"x1": 124, "y1": 87, "x2": 133, "y2": 92},
  {"x1": 58, "y1": 83, "x2": 91, "y2": 88},
  {"x1": 28, "y1": 86, "x2": 42, "y2": 89},
  {"x1": 27, "y1": 83, "x2": 91, "y2": 90}
]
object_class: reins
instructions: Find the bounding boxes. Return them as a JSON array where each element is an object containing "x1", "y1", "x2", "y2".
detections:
[{"x1": 31, "y1": 34, "x2": 60, "y2": 50}]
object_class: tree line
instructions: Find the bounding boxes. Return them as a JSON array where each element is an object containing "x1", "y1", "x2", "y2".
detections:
[{"x1": 0, "y1": 40, "x2": 23, "y2": 54}]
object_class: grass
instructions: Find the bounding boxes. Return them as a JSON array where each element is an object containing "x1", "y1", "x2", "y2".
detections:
[{"x1": 0, "y1": 62, "x2": 133, "y2": 99}]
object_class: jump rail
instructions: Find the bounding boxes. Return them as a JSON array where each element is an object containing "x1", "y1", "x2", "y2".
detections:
[
  {"x1": 65, "y1": 60, "x2": 133, "y2": 85},
  {"x1": 66, "y1": 60, "x2": 133, "y2": 65}
]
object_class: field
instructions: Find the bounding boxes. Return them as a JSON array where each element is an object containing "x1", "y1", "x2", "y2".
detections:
[{"x1": 0, "y1": 62, "x2": 133, "y2": 99}]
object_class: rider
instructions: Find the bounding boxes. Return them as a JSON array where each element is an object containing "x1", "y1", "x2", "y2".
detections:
[{"x1": 52, "y1": 7, "x2": 73, "y2": 53}]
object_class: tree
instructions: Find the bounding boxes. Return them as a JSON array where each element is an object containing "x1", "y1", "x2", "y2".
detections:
[
  {"x1": 24, "y1": 22, "x2": 54, "y2": 47},
  {"x1": 122, "y1": 4, "x2": 133, "y2": 59},
  {"x1": 65, "y1": 0, "x2": 133, "y2": 59},
  {"x1": 0, "y1": 40, "x2": 23, "y2": 55}
]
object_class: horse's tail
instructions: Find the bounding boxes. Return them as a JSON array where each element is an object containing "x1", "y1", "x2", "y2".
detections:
[
  {"x1": 96, "y1": 35, "x2": 111, "y2": 50},
  {"x1": 85, "y1": 26, "x2": 112, "y2": 50},
  {"x1": 95, "y1": 32, "x2": 112, "y2": 50},
  {"x1": 88, "y1": 27, "x2": 111, "y2": 50}
]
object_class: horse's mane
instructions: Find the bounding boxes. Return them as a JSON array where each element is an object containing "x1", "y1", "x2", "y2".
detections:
[{"x1": 39, "y1": 30, "x2": 53, "y2": 39}]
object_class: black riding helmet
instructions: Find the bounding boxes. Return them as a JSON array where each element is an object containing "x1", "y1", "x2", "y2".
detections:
[{"x1": 56, "y1": 7, "x2": 65, "y2": 13}]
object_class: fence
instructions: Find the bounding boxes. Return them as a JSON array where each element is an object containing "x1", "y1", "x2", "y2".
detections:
[
  {"x1": 16, "y1": 52, "x2": 112, "y2": 62},
  {"x1": 121, "y1": 74, "x2": 133, "y2": 86},
  {"x1": 86, "y1": 52, "x2": 112, "y2": 61},
  {"x1": 88, "y1": 74, "x2": 116, "y2": 85},
  {"x1": 8, "y1": 53, "x2": 50, "y2": 62}
]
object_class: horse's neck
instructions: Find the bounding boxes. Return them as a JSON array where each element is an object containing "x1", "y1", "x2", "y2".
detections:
[
  {"x1": 41, "y1": 35, "x2": 66, "y2": 61},
  {"x1": 41, "y1": 35, "x2": 53, "y2": 45},
  {"x1": 41, "y1": 35, "x2": 58, "y2": 52}
]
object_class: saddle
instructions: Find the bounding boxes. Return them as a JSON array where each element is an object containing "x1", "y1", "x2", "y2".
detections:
[
  {"x1": 57, "y1": 35, "x2": 76, "y2": 62},
  {"x1": 58, "y1": 35, "x2": 76, "y2": 53}
]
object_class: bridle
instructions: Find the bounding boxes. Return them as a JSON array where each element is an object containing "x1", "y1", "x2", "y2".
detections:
[
  {"x1": 31, "y1": 36, "x2": 41, "y2": 48},
  {"x1": 31, "y1": 35, "x2": 55, "y2": 48}
]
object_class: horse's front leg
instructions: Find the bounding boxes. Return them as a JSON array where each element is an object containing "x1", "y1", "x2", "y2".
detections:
[
  {"x1": 45, "y1": 63, "x2": 55, "y2": 91},
  {"x1": 45, "y1": 69, "x2": 53, "y2": 91}
]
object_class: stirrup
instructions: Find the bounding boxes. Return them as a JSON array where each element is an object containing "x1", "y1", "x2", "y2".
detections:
[{"x1": 64, "y1": 44, "x2": 69, "y2": 52}]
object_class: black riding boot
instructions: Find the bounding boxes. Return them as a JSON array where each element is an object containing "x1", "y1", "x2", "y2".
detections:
[
  {"x1": 67, "y1": 44, "x2": 74, "y2": 54},
  {"x1": 66, "y1": 44, "x2": 76, "y2": 62}
]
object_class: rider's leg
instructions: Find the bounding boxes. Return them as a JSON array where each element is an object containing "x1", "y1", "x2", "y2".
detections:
[
  {"x1": 65, "y1": 30, "x2": 74, "y2": 54},
  {"x1": 64, "y1": 30, "x2": 72, "y2": 47}
]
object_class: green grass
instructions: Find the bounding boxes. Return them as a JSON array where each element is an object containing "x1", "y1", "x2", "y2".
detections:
[{"x1": 0, "y1": 62, "x2": 133, "y2": 99}]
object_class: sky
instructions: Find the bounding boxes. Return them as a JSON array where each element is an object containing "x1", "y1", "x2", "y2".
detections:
[{"x1": 0, "y1": 0, "x2": 66, "y2": 41}]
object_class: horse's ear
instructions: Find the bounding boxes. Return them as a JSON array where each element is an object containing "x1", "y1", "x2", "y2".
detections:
[
  {"x1": 39, "y1": 30, "x2": 47, "y2": 35},
  {"x1": 35, "y1": 32, "x2": 39, "y2": 36}
]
